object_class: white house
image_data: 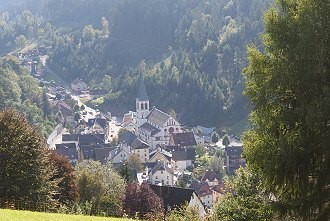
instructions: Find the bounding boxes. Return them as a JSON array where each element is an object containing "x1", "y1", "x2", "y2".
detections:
[
  {"x1": 109, "y1": 143, "x2": 130, "y2": 165},
  {"x1": 148, "y1": 162, "x2": 176, "y2": 186}
]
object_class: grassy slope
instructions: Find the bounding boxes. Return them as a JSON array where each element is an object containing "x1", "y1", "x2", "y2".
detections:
[{"x1": 0, "y1": 209, "x2": 128, "y2": 221}]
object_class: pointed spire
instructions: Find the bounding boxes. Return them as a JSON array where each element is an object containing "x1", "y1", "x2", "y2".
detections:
[{"x1": 137, "y1": 79, "x2": 148, "y2": 101}]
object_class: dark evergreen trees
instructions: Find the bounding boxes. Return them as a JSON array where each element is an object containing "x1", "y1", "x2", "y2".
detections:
[{"x1": 243, "y1": 0, "x2": 330, "y2": 219}]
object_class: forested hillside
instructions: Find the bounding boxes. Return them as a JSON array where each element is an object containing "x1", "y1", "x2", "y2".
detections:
[{"x1": 0, "y1": 0, "x2": 272, "y2": 129}]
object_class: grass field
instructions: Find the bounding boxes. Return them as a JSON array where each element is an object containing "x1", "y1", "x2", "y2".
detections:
[{"x1": 0, "y1": 209, "x2": 129, "y2": 221}]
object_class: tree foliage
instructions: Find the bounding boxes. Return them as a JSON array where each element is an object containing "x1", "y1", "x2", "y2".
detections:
[
  {"x1": 75, "y1": 160, "x2": 126, "y2": 216},
  {"x1": 243, "y1": 0, "x2": 330, "y2": 219},
  {"x1": 0, "y1": 109, "x2": 58, "y2": 206},
  {"x1": 49, "y1": 151, "x2": 79, "y2": 205},
  {"x1": 123, "y1": 182, "x2": 164, "y2": 220},
  {"x1": 216, "y1": 168, "x2": 273, "y2": 221}
]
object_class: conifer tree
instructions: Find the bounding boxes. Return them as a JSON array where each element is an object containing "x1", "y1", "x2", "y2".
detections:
[{"x1": 243, "y1": 0, "x2": 329, "y2": 219}]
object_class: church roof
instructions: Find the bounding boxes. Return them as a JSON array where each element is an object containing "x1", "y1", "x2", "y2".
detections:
[
  {"x1": 147, "y1": 108, "x2": 171, "y2": 127},
  {"x1": 137, "y1": 80, "x2": 148, "y2": 101},
  {"x1": 130, "y1": 138, "x2": 149, "y2": 149}
]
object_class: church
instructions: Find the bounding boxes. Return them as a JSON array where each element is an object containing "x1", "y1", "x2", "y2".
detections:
[{"x1": 123, "y1": 80, "x2": 183, "y2": 150}]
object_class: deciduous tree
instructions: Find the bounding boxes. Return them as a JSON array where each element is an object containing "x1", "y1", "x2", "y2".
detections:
[
  {"x1": 0, "y1": 110, "x2": 58, "y2": 206},
  {"x1": 123, "y1": 183, "x2": 164, "y2": 220},
  {"x1": 216, "y1": 168, "x2": 273, "y2": 221}
]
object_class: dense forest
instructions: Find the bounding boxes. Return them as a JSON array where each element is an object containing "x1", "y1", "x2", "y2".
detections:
[{"x1": 0, "y1": 0, "x2": 272, "y2": 130}]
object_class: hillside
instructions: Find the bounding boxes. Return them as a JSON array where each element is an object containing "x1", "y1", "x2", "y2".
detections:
[{"x1": 0, "y1": 0, "x2": 272, "y2": 130}]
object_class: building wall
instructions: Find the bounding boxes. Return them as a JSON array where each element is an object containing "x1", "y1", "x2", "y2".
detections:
[
  {"x1": 150, "y1": 170, "x2": 174, "y2": 186},
  {"x1": 132, "y1": 148, "x2": 149, "y2": 163}
]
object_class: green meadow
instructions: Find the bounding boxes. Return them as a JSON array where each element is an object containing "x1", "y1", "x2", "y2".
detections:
[{"x1": 0, "y1": 209, "x2": 129, "y2": 221}]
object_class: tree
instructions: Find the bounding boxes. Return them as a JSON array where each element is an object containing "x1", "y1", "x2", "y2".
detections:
[
  {"x1": 210, "y1": 155, "x2": 225, "y2": 179},
  {"x1": 101, "y1": 17, "x2": 110, "y2": 37},
  {"x1": 211, "y1": 133, "x2": 219, "y2": 143},
  {"x1": 222, "y1": 135, "x2": 230, "y2": 147},
  {"x1": 49, "y1": 151, "x2": 79, "y2": 205},
  {"x1": 123, "y1": 182, "x2": 164, "y2": 220},
  {"x1": 15, "y1": 35, "x2": 27, "y2": 48},
  {"x1": 216, "y1": 168, "x2": 273, "y2": 221},
  {"x1": 42, "y1": 90, "x2": 51, "y2": 118},
  {"x1": 243, "y1": 0, "x2": 329, "y2": 220},
  {"x1": 165, "y1": 203, "x2": 203, "y2": 221},
  {"x1": 127, "y1": 153, "x2": 144, "y2": 173},
  {"x1": 75, "y1": 160, "x2": 126, "y2": 216},
  {"x1": 74, "y1": 112, "x2": 81, "y2": 122},
  {"x1": 0, "y1": 110, "x2": 58, "y2": 205}
]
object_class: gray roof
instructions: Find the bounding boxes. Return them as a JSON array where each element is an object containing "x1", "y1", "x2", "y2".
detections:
[
  {"x1": 94, "y1": 147, "x2": 115, "y2": 164},
  {"x1": 137, "y1": 80, "x2": 148, "y2": 101},
  {"x1": 200, "y1": 170, "x2": 221, "y2": 182},
  {"x1": 55, "y1": 143, "x2": 78, "y2": 161},
  {"x1": 130, "y1": 138, "x2": 149, "y2": 149},
  {"x1": 166, "y1": 146, "x2": 196, "y2": 161},
  {"x1": 172, "y1": 132, "x2": 197, "y2": 147},
  {"x1": 147, "y1": 108, "x2": 170, "y2": 127},
  {"x1": 118, "y1": 130, "x2": 137, "y2": 145},
  {"x1": 139, "y1": 122, "x2": 161, "y2": 136},
  {"x1": 172, "y1": 148, "x2": 196, "y2": 161}
]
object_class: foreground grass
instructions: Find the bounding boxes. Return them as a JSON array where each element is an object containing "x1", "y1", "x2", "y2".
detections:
[{"x1": 0, "y1": 209, "x2": 129, "y2": 221}]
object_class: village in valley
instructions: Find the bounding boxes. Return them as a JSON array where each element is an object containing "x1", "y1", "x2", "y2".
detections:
[{"x1": 41, "y1": 71, "x2": 245, "y2": 214}]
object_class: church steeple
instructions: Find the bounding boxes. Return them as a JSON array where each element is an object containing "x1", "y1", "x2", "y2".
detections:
[
  {"x1": 136, "y1": 79, "x2": 149, "y2": 125},
  {"x1": 137, "y1": 80, "x2": 148, "y2": 101}
]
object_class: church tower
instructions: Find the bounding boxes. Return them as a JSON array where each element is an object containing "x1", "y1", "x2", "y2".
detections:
[{"x1": 136, "y1": 80, "x2": 149, "y2": 127}]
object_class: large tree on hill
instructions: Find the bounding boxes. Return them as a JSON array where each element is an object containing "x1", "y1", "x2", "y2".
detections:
[
  {"x1": 243, "y1": 0, "x2": 329, "y2": 220},
  {"x1": 75, "y1": 160, "x2": 126, "y2": 216},
  {"x1": 216, "y1": 168, "x2": 273, "y2": 221},
  {"x1": 0, "y1": 109, "x2": 58, "y2": 205},
  {"x1": 49, "y1": 151, "x2": 79, "y2": 205}
]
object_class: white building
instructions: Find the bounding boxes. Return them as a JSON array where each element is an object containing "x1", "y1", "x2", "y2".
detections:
[{"x1": 134, "y1": 80, "x2": 183, "y2": 150}]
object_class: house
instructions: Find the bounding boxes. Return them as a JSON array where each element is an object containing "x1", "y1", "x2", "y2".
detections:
[
  {"x1": 108, "y1": 143, "x2": 130, "y2": 166},
  {"x1": 190, "y1": 182, "x2": 213, "y2": 208},
  {"x1": 118, "y1": 130, "x2": 137, "y2": 145},
  {"x1": 122, "y1": 111, "x2": 137, "y2": 132},
  {"x1": 87, "y1": 117, "x2": 108, "y2": 134},
  {"x1": 148, "y1": 161, "x2": 176, "y2": 186},
  {"x1": 94, "y1": 146, "x2": 116, "y2": 164},
  {"x1": 193, "y1": 126, "x2": 216, "y2": 144},
  {"x1": 55, "y1": 143, "x2": 79, "y2": 165},
  {"x1": 55, "y1": 101, "x2": 74, "y2": 123},
  {"x1": 71, "y1": 78, "x2": 88, "y2": 93},
  {"x1": 76, "y1": 119, "x2": 88, "y2": 133},
  {"x1": 169, "y1": 132, "x2": 197, "y2": 147},
  {"x1": 171, "y1": 148, "x2": 196, "y2": 171},
  {"x1": 150, "y1": 185, "x2": 207, "y2": 217},
  {"x1": 129, "y1": 138, "x2": 149, "y2": 163},
  {"x1": 200, "y1": 170, "x2": 221, "y2": 187},
  {"x1": 225, "y1": 145, "x2": 246, "y2": 175},
  {"x1": 211, "y1": 182, "x2": 230, "y2": 203},
  {"x1": 148, "y1": 148, "x2": 172, "y2": 165},
  {"x1": 78, "y1": 134, "x2": 105, "y2": 146}
]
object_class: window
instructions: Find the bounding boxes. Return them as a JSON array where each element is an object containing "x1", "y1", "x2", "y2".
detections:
[
  {"x1": 167, "y1": 176, "x2": 169, "y2": 179},
  {"x1": 155, "y1": 176, "x2": 158, "y2": 179},
  {"x1": 161, "y1": 171, "x2": 163, "y2": 174}
]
